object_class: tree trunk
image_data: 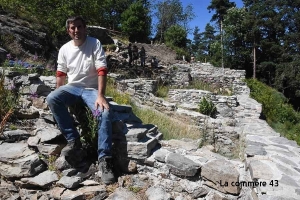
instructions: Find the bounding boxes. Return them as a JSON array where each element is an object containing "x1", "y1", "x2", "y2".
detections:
[
  {"x1": 221, "y1": 20, "x2": 224, "y2": 72},
  {"x1": 253, "y1": 41, "x2": 256, "y2": 79}
]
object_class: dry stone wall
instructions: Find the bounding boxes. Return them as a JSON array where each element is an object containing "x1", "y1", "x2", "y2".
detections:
[{"x1": 1, "y1": 62, "x2": 300, "y2": 199}]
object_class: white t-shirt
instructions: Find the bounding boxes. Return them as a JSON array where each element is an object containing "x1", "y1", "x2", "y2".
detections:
[{"x1": 57, "y1": 36, "x2": 107, "y2": 89}]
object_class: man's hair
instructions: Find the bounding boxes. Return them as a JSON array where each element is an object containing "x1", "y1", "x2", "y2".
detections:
[{"x1": 66, "y1": 16, "x2": 87, "y2": 29}]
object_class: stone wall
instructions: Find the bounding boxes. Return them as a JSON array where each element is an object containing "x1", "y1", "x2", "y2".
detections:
[
  {"x1": 111, "y1": 63, "x2": 248, "y2": 157},
  {"x1": 193, "y1": 64, "x2": 248, "y2": 95},
  {"x1": 168, "y1": 89, "x2": 238, "y2": 109}
]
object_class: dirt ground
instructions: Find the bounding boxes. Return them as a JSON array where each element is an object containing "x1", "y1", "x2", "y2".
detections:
[{"x1": 117, "y1": 42, "x2": 179, "y2": 66}]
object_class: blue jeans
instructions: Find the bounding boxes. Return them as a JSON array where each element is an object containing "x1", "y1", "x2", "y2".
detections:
[{"x1": 46, "y1": 84, "x2": 112, "y2": 159}]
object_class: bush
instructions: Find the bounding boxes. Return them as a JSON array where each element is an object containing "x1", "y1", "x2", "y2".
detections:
[
  {"x1": 0, "y1": 70, "x2": 19, "y2": 132},
  {"x1": 245, "y1": 78, "x2": 300, "y2": 144},
  {"x1": 106, "y1": 78, "x2": 131, "y2": 105},
  {"x1": 164, "y1": 25, "x2": 187, "y2": 48},
  {"x1": 155, "y1": 84, "x2": 169, "y2": 98},
  {"x1": 198, "y1": 97, "x2": 217, "y2": 118},
  {"x1": 103, "y1": 44, "x2": 117, "y2": 52},
  {"x1": 245, "y1": 78, "x2": 300, "y2": 124}
]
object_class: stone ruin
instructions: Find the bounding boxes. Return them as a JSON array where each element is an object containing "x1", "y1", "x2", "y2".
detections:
[{"x1": 0, "y1": 61, "x2": 299, "y2": 199}]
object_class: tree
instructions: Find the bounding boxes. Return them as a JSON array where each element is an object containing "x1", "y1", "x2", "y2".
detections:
[
  {"x1": 164, "y1": 25, "x2": 187, "y2": 48},
  {"x1": 243, "y1": 0, "x2": 285, "y2": 83},
  {"x1": 120, "y1": 1, "x2": 151, "y2": 42},
  {"x1": 180, "y1": 4, "x2": 196, "y2": 34},
  {"x1": 191, "y1": 26, "x2": 201, "y2": 58},
  {"x1": 196, "y1": 23, "x2": 217, "y2": 63},
  {"x1": 223, "y1": 7, "x2": 251, "y2": 70},
  {"x1": 208, "y1": 0, "x2": 236, "y2": 69},
  {"x1": 154, "y1": 0, "x2": 194, "y2": 43}
]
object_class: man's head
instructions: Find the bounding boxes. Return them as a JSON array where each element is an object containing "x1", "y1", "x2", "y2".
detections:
[{"x1": 66, "y1": 16, "x2": 87, "y2": 45}]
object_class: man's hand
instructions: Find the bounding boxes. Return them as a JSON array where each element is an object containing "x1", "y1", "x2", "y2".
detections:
[{"x1": 95, "y1": 95, "x2": 109, "y2": 112}]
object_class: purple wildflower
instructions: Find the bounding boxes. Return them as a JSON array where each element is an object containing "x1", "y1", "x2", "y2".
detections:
[
  {"x1": 92, "y1": 109, "x2": 101, "y2": 118},
  {"x1": 30, "y1": 91, "x2": 38, "y2": 99},
  {"x1": 46, "y1": 64, "x2": 55, "y2": 71},
  {"x1": 10, "y1": 84, "x2": 15, "y2": 90},
  {"x1": 6, "y1": 54, "x2": 11, "y2": 60},
  {"x1": 33, "y1": 52, "x2": 38, "y2": 61}
]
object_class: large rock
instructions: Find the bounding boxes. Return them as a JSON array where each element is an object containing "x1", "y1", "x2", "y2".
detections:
[
  {"x1": 165, "y1": 153, "x2": 199, "y2": 177},
  {"x1": 0, "y1": 143, "x2": 46, "y2": 179},
  {"x1": 0, "y1": 47, "x2": 7, "y2": 64},
  {"x1": 201, "y1": 159, "x2": 240, "y2": 195},
  {"x1": 0, "y1": 13, "x2": 53, "y2": 59},
  {"x1": 87, "y1": 26, "x2": 114, "y2": 45}
]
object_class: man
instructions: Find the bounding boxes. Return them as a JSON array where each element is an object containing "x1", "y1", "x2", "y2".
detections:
[
  {"x1": 46, "y1": 16, "x2": 115, "y2": 184},
  {"x1": 127, "y1": 43, "x2": 133, "y2": 66},
  {"x1": 139, "y1": 46, "x2": 146, "y2": 67}
]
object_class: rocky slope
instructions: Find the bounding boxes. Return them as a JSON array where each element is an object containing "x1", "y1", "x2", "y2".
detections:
[{"x1": 1, "y1": 60, "x2": 300, "y2": 199}]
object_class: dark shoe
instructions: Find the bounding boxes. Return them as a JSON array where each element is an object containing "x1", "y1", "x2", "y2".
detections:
[
  {"x1": 61, "y1": 138, "x2": 85, "y2": 167},
  {"x1": 99, "y1": 157, "x2": 115, "y2": 184},
  {"x1": 61, "y1": 138, "x2": 82, "y2": 156}
]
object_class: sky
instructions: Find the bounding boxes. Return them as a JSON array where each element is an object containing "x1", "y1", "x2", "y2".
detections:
[{"x1": 180, "y1": 0, "x2": 244, "y2": 39}]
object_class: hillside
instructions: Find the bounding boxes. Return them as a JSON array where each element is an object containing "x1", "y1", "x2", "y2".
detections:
[{"x1": 1, "y1": 13, "x2": 300, "y2": 200}]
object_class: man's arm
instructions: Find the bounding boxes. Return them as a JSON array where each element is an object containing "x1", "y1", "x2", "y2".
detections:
[
  {"x1": 98, "y1": 75, "x2": 106, "y2": 97},
  {"x1": 95, "y1": 75, "x2": 109, "y2": 111},
  {"x1": 56, "y1": 76, "x2": 66, "y2": 88},
  {"x1": 56, "y1": 71, "x2": 67, "y2": 88}
]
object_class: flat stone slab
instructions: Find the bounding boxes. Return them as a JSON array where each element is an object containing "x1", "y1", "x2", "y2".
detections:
[
  {"x1": 0, "y1": 143, "x2": 35, "y2": 162},
  {"x1": 245, "y1": 145, "x2": 267, "y2": 157},
  {"x1": 21, "y1": 170, "x2": 59, "y2": 188},
  {"x1": 248, "y1": 160, "x2": 274, "y2": 180},
  {"x1": 165, "y1": 153, "x2": 199, "y2": 177},
  {"x1": 201, "y1": 159, "x2": 240, "y2": 195},
  {"x1": 269, "y1": 136, "x2": 298, "y2": 147},
  {"x1": 0, "y1": 143, "x2": 46, "y2": 178},
  {"x1": 125, "y1": 128, "x2": 148, "y2": 142}
]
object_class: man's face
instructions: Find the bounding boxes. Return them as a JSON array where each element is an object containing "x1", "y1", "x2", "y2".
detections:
[{"x1": 67, "y1": 20, "x2": 86, "y2": 41}]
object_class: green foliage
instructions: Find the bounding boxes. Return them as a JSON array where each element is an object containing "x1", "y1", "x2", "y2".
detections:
[
  {"x1": 208, "y1": 0, "x2": 236, "y2": 24},
  {"x1": 106, "y1": 78, "x2": 131, "y2": 105},
  {"x1": 154, "y1": 0, "x2": 194, "y2": 43},
  {"x1": 209, "y1": 41, "x2": 222, "y2": 67},
  {"x1": 0, "y1": 34, "x2": 15, "y2": 48},
  {"x1": 120, "y1": 1, "x2": 151, "y2": 42},
  {"x1": 155, "y1": 84, "x2": 169, "y2": 98},
  {"x1": 246, "y1": 78, "x2": 300, "y2": 144},
  {"x1": 103, "y1": 44, "x2": 117, "y2": 52},
  {"x1": 82, "y1": 107, "x2": 99, "y2": 150},
  {"x1": 187, "y1": 80, "x2": 232, "y2": 96},
  {"x1": 0, "y1": 0, "x2": 152, "y2": 39},
  {"x1": 2, "y1": 61, "x2": 56, "y2": 77},
  {"x1": 164, "y1": 25, "x2": 187, "y2": 48},
  {"x1": 246, "y1": 79, "x2": 299, "y2": 123},
  {"x1": 47, "y1": 155, "x2": 58, "y2": 171},
  {"x1": 8, "y1": 124, "x2": 17, "y2": 130},
  {"x1": 0, "y1": 70, "x2": 19, "y2": 124},
  {"x1": 173, "y1": 47, "x2": 190, "y2": 61},
  {"x1": 131, "y1": 103, "x2": 201, "y2": 140},
  {"x1": 198, "y1": 97, "x2": 217, "y2": 118},
  {"x1": 128, "y1": 186, "x2": 142, "y2": 193}
]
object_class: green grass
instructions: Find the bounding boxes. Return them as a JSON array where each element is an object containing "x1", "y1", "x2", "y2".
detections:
[
  {"x1": 154, "y1": 79, "x2": 232, "y2": 100},
  {"x1": 106, "y1": 78, "x2": 131, "y2": 105},
  {"x1": 131, "y1": 103, "x2": 202, "y2": 140},
  {"x1": 0, "y1": 70, "x2": 19, "y2": 131},
  {"x1": 246, "y1": 78, "x2": 300, "y2": 144},
  {"x1": 186, "y1": 80, "x2": 232, "y2": 96},
  {"x1": 106, "y1": 78, "x2": 203, "y2": 140},
  {"x1": 155, "y1": 85, "x2": 169, "y2": 98}
]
